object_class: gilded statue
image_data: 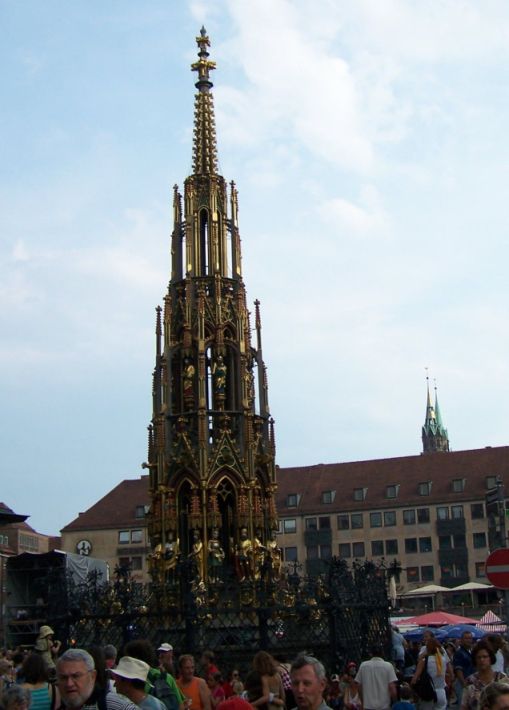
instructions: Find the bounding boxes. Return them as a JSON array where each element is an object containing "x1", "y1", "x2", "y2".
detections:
[
  {"x1": 235, "y1": 526, "x2": 253, "y2": 581},
  {"x1": 212, "y1": 354, "x2": 227, "y2": 393},
  {"x1": 163, "y1": 530, "x2": 179, "y2": 582},
  {"x1": 207, "y1": 527, "x2": 225, "y2": 583},
  {"x1": 266, "y1": 529, "x2": 282, "y2": 578},
  {"x1": 188, "y1": 529, "x2": 204, "y2": 580}
]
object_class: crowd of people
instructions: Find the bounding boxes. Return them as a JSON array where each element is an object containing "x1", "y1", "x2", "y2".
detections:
[{"x1": 1, "y1": 625, "x2": 509, "y2": 710}]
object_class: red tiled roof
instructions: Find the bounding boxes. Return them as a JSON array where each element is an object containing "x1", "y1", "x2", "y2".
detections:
[
  {"x1": 276, "y1": 446, "x2": 509, "y2": 515},
  {"x1": 59, "y1": 447, "x2": 509, "y2": 531},
  {"x1": 61, "y1": 477, "x2": 150, "y2": 532}
]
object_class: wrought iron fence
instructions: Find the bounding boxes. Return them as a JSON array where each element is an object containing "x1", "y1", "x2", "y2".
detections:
[{"x1": 9, "y1": 557, "x2": 391, "y2": 674}]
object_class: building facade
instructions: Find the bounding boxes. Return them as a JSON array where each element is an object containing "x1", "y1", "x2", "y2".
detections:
[{"x1": 60, "y1": 479, "x2": 151, "y2": 582}]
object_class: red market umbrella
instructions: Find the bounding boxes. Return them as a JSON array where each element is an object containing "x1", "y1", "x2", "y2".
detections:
[{"x1": 404, "y1": 611, "x2": 477, "y2": 627}]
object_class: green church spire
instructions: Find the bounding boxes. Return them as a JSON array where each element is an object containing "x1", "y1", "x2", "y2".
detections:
[{"x1": 422, "y1": 376, "x2": 450, "y2": 453}]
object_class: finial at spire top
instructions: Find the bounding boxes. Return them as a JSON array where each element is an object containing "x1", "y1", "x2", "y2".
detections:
[{"x1": 192, "y1": 26, "x2": 216, "y2": 93}]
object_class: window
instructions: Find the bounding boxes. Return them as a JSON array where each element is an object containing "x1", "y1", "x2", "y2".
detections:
[
  {"x1": 437, "y1": 507, "x2": 449, "y2": 520},
  {"x1": 417, "y1": 508, "x2": 430, "y2": 523},
  {"x1": 473, "y1": 532, "x2": 487, "y2": 549},
  {"x1": 321, "y1": 490, "x2": 335, "y2": 504},
  {"x1": 130, "y1": 556, "x2": 142, "y2": 570},
  {"x1": 283, "y1": 519, "x2": 296, "y2": 534},
  {"x1": 371, "y1": 540, "x2": 384, "y2": 556},
  {"x1": 453, "y1": 534, "x2": 466, "y2": 548},
  {"x1": 386, "y1": 485, "x2": 399, "y2": 499},
  {"x1": 452, "y1": 478, "x2": 465, "y2": 493},
  {"x1": 451, "y1": 505, "x2": 464, "y2": 520},
  {"x1": 418, "y1": 481, "x2": 431, "y2": 496},
  {"x1": 320, "y1": 544, "x2": 332, "y2": 560},
  {"x1": 131, "y1": 529, "x2": 143, "y2": 543},
  {"x1": 286, "y1": 493, "x2": 299, "y2": 507},
  {"x1": 370, "y1": 512, "x2": 382, "y2": 528},
  {"x1": 306, "y1": 545, "x2": 318, "y2": 559},
  {"x1": 421, "y1": 565, "x2": 434, "y2": 582},
  {"x1": 403, "y1": 509, "x2": 416, "y2": 525},
  {"x1": 405, "y1": 538, "x2": 418, "y2": 553},
  {"x1": 386, "y1": 539, "x2": 398, "y2": 555},
  {"x1": 118, "y1": 557, "x2": 130, "y2": 568},
  {"x1": 19, "y1": 534, "x2": 39, "y2": 552},
  {"x1": 337, "y1": 515, "x2": 349, "y2": 530},
  {"x1": 471, "y1": 503, "x2": 485, "y2": 519},
  {"x1": 353, "y1": 488, "x2": 366, "y2": 501},
  {"x1": 284, "y1": 547, "x2": 298, "y2": 562},
  {"x1": 419, "y1": 537, "x2": 432, "y2": 553},
  {"x1": 135, "y1": 505, "x2": 146, "y2": 519},
  {"x1": 351, "y1": 513, "x2": 363, "y2": 529},
  {"x1": 352, "y1": 542, "x2": 365, "y2": 557},
  {"x1": 407, "y1": 567, "x2": 419, "y2": 583},
  {"x1": 486, "y1": 476, "x2": 498, "y2": 489},
  {"x1": 475, "y1": 561, "x2": 486, "y2": 578},
  {"x1": 384, "y1": 511, "x2": 396, "y2": 526},
  {"x1": 441, "y1": 565, "x2": 453, "y2": 579},
  {"x1": 339, "y1": 543, "x2": 351, "y2": 558},
  {"x1": 119, "y1": 531, "x2": 130, "y2": 544},
  {"x1": 306, "y1": 518, "x2": 317, "y2": 530},
  {"x1": 0, "y1": 534, "x2": 8, "y2": 546},
  {"x1": 456, "y1": 563, "x2": 468, "y2": 578},
  {"x1": 319, "y1": 516, "x2": 331, "y2": 530},
  {"x1": 439, "y1": 535, "x2": 452, "y2": 550}
]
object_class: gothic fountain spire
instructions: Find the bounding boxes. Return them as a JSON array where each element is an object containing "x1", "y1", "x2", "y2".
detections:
[{"x1": 191, "y1": 26, "x2": 218, "y2": 176}]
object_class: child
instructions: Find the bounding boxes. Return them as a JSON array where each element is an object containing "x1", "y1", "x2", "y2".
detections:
[{"x1": 392, "y1": 683, "x2": 415, "y2": 710}]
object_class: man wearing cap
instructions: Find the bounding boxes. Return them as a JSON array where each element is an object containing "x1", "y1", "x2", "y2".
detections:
[
  {"x1": 124, "y1": 640, "x2": 184, "y2": 710},
  {"x1": 112, "y1": 657, "x2": 166, "y2": 710},
  {"x1": 157, "y1": 644, "x2": 175, "y2": 677}
]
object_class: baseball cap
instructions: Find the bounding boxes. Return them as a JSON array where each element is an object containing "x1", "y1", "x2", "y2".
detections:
[{"x1": 158, "y1": 643, "x2": 173, "y2": 652}]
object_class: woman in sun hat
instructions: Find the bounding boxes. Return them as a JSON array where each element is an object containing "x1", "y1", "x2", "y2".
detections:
[{"x1": 34, "y1": 625, "x2": 61, "y2": 677}]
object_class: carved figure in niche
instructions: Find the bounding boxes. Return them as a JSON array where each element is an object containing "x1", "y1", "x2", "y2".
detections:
[
  {"x1": 207, "y1": 527, "x2": 225, "y2": 583},
  {"x1": 188, "y1": 529, "x2": 204, "y2": 580},
  {"x1": 235, "y1": 526, "x2": 253, "y2": 582},
  {"x1": 212, "y1": 355, "x2": 227, "y2": 393},
  {"x1": 266, "y1": 529, "x2": 282, "y2": 578},
  {"x1": 182, "y1": 358, "x2": 195, "y2": 398},
  {"x1": 163, "y1": 530, "x2": 179, "y2": 582},
  {"x1": 149, "y1": 543, "x2": 164, "y2": 583},
  {"x1": 252, "y1": 528, "x2": 266, "y2": 580}
]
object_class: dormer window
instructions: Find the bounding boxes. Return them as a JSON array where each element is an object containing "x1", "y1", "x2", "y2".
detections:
[
  {"x1": 353, "y1": 487, "x2": 367, "y2": 501},
  {"x1": 386, "y1": 484, "x2": 399, "y2": 499},
  {"x1": 418, "y1": 481, "x2": 431, "y2": 496},
  {"x1": 321, "y1": 490, "x2": 336, "y2": 504},
  {"x1": 135, "y1": 505, "x2": 146, "y2": 519},
  {"x1": 286, "y1": 493, "x2": 300, "y2": 507},
  {"x1": 452, "y1": 478, "x2": 465, "y2": 493}
]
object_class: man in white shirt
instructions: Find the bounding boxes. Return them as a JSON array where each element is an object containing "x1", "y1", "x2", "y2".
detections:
[{"x1": 354, "y1": 645, "x2": 397, "y2": 710}]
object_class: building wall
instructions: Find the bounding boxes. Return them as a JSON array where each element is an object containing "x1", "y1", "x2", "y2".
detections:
[
  {"x1": 277, "y1": 498, "x2": 490, "y2": 592},
  {"x1": 60, "y1": 525, "x2": 150, "y2": 583}
]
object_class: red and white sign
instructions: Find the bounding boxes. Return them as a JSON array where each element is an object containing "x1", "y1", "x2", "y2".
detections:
[{"x1": 486, "y1": 548, "x2": 509, "y2": 589}]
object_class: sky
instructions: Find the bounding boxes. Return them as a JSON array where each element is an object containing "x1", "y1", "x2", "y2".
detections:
[{"x1": 2, "y1": 0, "x2": 509, "y2": 536}]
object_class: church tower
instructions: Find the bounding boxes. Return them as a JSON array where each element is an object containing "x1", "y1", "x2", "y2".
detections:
[
  {"x1": 422, "y1": 378, "x2": 450, "y2": 453},
  {"x1": 145, "y1": 29, "x2": 278, "y2": 585}
]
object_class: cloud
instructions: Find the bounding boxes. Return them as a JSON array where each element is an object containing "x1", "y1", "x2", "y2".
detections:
[
  {"x1": 318, "y1": 185, "x2": 388, "y2": 236},
  {"x1": 217, "y1": 0, "x2": 373, "y2": 172}
]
